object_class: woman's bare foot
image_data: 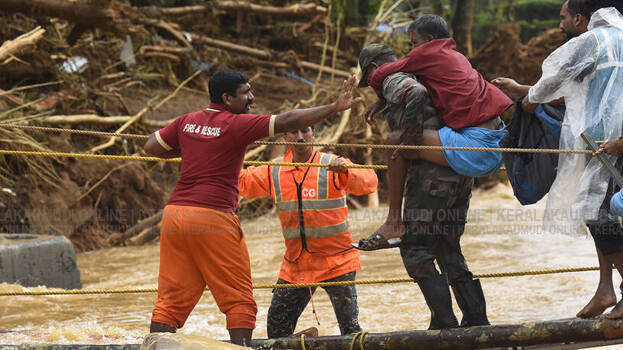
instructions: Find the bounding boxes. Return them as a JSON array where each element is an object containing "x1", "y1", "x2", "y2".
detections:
[
  {"x1": 606, "y1": 299, "x2": 623, "y2": 319},
  {"x1": 576, "y1": 290, "x2": 616, "y2": 318}
]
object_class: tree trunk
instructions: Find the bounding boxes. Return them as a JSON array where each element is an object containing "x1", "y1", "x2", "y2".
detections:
[
  {"x1": 451, "y1": 0, "x2": 476, "y2": 57},
  {"x1": 250, "y1": 317, "x2": 623, "y2": 350},
  {"x1": 0, "y1": 0, "x2": 131, "y2": 36},
  {"x1": 157, "y1": 2, "x2": 327, "y2": 17}
]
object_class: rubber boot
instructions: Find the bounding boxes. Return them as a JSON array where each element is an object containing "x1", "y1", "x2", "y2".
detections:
[
  {"x1": 451, "y1": 279, "x2": 490, "y2": 327},
  {"x1": 416, "y1": 274, "x2": 459, "y2": 330}
]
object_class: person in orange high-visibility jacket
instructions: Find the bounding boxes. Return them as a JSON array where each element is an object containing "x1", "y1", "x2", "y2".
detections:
[{"x1": 239, "y1": 125, "x2": 378, "y2": 338}]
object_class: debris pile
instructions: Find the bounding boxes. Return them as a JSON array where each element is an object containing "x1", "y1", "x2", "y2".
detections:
[{"x1": 0, "y1": 0, "x2": 564, "y2": 250}]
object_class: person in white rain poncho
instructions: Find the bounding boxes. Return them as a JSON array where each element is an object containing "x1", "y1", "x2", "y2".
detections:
[{"x1": 523, "y1": 1, "x2": 623, "y2": 319}]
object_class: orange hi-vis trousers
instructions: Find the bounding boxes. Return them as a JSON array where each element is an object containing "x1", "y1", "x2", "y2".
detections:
[{"x1": 152, "y1": 205, "x2": 257, "y2": 330}]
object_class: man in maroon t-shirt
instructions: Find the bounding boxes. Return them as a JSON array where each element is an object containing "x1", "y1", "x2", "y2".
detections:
[{"x1": 143, "y1": 69, "x2": 361, "y2": 346}]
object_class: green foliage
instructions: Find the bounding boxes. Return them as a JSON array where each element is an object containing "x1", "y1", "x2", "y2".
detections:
[
  {"x1": 332, "y1": 0, "x2": 378, "y2": 27},
  {"x1": 471, "y1": 0, "x2": 563, "y2": 50},
  {"x1": 516, "y1": 18, "x2": 560, "y2": 41},
  {"x1": 514, "y1": 0, "x2": 563, "y2": 21}
]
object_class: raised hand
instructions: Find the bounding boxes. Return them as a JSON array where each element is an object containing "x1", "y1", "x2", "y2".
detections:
[{"x1": 333, "y1": 75, "x2": 364, "y2": 113}]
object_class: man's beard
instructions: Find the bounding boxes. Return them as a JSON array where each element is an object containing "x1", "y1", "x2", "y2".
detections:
[{"x1": 564, "y1": 28, "x2": 580, "y2": 40}]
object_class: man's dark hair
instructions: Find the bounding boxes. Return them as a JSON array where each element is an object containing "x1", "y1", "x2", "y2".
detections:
[
  {"x1": 407, "y1": 14, "x2": 451, "y2": 40},
  {"x1": 566, "y1": 0, "x2": 593, "y2": 19},
  {"x1": 567, "y1": 0, "x2": 622, "y2": 19},
  {"x1": 209, "y1": 69, "x2": 249, "y2": 105}
]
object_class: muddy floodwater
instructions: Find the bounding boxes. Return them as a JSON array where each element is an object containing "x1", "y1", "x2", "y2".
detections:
[{"x1": 1, "y1": 183, "x2": 621, "y2": 347}]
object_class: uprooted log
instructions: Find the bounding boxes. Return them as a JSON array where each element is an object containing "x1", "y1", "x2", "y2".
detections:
[
  {"x1": 157, "y1": 2, "x2": 327, "y2": 17},
  {"x1": 190, "y1": 33, "x2": 351, "y2": 77},
  {"x1": 190, "y1": 33, "x2": 271, "y2": 60},
  {"x1": 127, "y1": 223, "x2": 161, "y2": 245},
  {"x1": 0, "y1": 61, "x2": 53, "y2": 85},
  {"x1": 251, "y1": 317, "x2": 623, "y2": 350},
  {"x1": 0, "y1": 0, "x2": 133, "y2": 37},
  {"x1": 0, "y1": 26, "x2": 45, "y2": 62},
  {"x1": 109, "y1": 209, "x2": 162, "y2": 246}
]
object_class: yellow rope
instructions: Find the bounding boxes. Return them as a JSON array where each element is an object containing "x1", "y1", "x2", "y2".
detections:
[
  {"x1": 0, "y1": 123, "x2": 595, "y2": 154},
  {"x1": 300, "y1": 333, "x2": 306, "y2": 350},
  {"x1": 0, "y1": 124, "x2": 149, "y2": 140},
  {"x1": 0, "y1": 150, "x2": 180, "y2": 162},
  {"x1": 0, "y1": 266, "x2": 600, "y2": 296},
  {"x1": 0, "y1": 150, "x2": 389, "y2": 169},
  {"x1": 359, "y1": 331, "x2": 367, "y2": 350},
  {"x1": 349, "y1": 331, "x2": 359, "y2": 350},
  {"x1": 349, "y1": 331, "x2": 367, "y2": 350}
]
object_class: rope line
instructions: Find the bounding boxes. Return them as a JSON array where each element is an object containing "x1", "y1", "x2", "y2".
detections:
[
  {"x1": 349, "y1": 331, "x2": 367, "y2": 350},
  {"x1": 0, "y1": 150, "x2": 388, "y2": 169},
  {"x1": 0, "y1": 266, "x2": 599, "y2": 297},
  {"x1": 0, "y1": 123, "x2": 595, "y2": 154},
  {"x1": 0, "y1": 124, "x2": 148, "y2": 140}
]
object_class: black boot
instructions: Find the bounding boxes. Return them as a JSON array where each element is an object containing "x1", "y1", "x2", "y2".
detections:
[
  {"x1": 451, "y1": 279, "x2": 490, "y2": 327},
  {"x1": 416, "y1": 274, "x2": 459, "y2": 330}
]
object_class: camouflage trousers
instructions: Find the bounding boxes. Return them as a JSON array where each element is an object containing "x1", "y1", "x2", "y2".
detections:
[
  {"x1": 400, "y1": 161, "x2": 475, "y2": 285},
  {"x1": 266, "y1": 271, "x2": 361, "y2": 338}
]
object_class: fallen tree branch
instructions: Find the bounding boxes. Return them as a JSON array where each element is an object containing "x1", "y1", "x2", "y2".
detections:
[
  {"x1": 244, "y1": 145, "x2": 267, "y2": 160},
  {"x1": 298, "y1": 14, "x2": 325, "y2": 33},
  {"x1": 217, "y1": 1, "x2": 327, "y2": 16},
  {"x1": 142, "y1": 52, "x2": 181, "y2": 62},
  {"x1": 191, "y1": 33, "x2": 271, "y2": 60},
  {"x1": 38, "y1": 114, "x2": 171, "y2": 127},
  {"x1": 139, "y1": 18, "x2": 192, "y2": 49},
  {"x1": 0, "y1": 81, "x2": 62, "y2": 97},
  {"x1": 157, "y1": 2, "x2": 326, "y2": 17},
  {"x1": 109, "y1": 210, "x2": 163, "y2": 246},
  {"x1": 0, "y1": 0, "x2": 131, "y2": 36},
  {"x1": 124, "y1": 210, "x2": 163, "y2": 238},
  {"x1": 138, "y1": 45, "x2": 192, "y2": 55},
  {"x1": 127, "y1": 223, "x2": 161, "y2": 245},
  {"x1": 300, "y1": 61, "x2": 350, "y2": 78},
  {"x1": 0, "y1": 26, "x2": 46, "y2": 62},
  {"x1": 0, "y1": 96, "x2": 47, "y2": 120},
  {"x1": 40, "y1": 114, "x2": 134, "y2": 125}
]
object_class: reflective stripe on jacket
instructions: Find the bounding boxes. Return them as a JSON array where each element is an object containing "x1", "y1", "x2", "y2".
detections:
[{"x1": 239, "y1": 147, "x2": 378, "y2": 282}]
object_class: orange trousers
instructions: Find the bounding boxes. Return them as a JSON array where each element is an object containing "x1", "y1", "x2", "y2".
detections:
[{"x1": 151, "y1": 205, "x2": 257, "y2": 330}]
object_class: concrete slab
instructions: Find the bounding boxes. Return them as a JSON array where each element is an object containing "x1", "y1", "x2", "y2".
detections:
[{"x1": 0, "y1": 233, "x2": 81, "y2": 289}]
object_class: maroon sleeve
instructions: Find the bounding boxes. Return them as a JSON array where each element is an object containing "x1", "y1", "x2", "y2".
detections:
[
  {"x1": 157, "y1": 116, "x2": 184, "y2": 150},
  {"x1": 369, "y1": 50, "x2": 423, "y2": 91},
  {"x1": 234, "y1": 113, "x2": 272, "y2": 144}
]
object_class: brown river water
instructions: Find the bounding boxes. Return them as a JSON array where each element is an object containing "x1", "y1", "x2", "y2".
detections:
[{"x1": 1, "y1": 183, "x2": 621, "y2": 347}]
